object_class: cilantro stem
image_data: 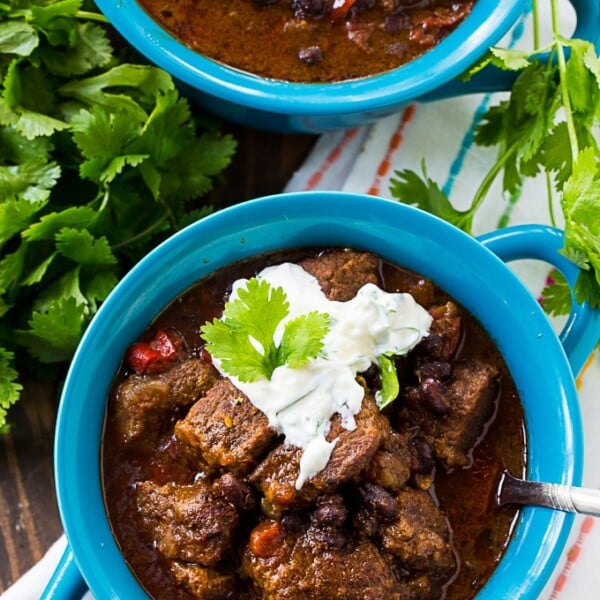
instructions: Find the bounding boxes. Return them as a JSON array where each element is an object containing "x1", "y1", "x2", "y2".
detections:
[
  {"x1": 532, "y1": 0, "x2": 540, "y2": 50},
  {"x1": 469, "y1": 139, "x2": 520, "y2": 220},
  {"x1": 76, "y1": 11, "x2": 109, "y2": 24},
  {"x1": 550, "y1": 0, "x2": 579, "y2": 160},
  {"x1": 546, "y1": 171, "x2": 557, "y2": 226},
  {"x1": 111, "y1": 216, "x2": 169, "y2": 250}
]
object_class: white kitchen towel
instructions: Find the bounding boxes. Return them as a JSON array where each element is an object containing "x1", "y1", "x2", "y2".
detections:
[{"x1": 2, "y1": 0, "x2": 598, "y2": 599}]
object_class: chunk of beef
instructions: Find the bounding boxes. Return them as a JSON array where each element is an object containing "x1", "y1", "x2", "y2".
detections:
[
  {"x1": 426, "y1": 360, "x2": 499, "y2": 467},
  {"x1": 379, "y1": 488, "x2": 456, "y2": 595},
  {"x1": 242, "y1": 516, "x2": 404, "y2": 599},
  {"x1": 135, "y1": 480, "x2": 239, "y2": 566},
  {"x1": 170, "y1": 562, "x2": 237, "y2": 599},
  {"x1": 299, "y1": 249, "x2": 379, "y2": 301},
  {"x1": 250, "y1": 444, "x2": 315, "y2": 512},
  {"x1": 415, "y1": 301, "x2": 462, "y2": 360},
  {"x1": 113, "y1": 358, "x2": 218, "y2": 450},
  {"x1": 250, "y1": 394, "x2": 385, "y2": 511},
  {"x1": 363, "y1": 426, "x2": 412, "y2": 492},
  {"x1": 384, "y1": 267, "x2": 437, "y2": 307},
  {"x1": 175, "y1": 379, "x2": 278, "y2": 475},
  {"x1": 401, "y1": 360, "x2": 499, "y2": 468},
  {"x1": 315, "y1": 394, "x2": 385, "y2": 488}
]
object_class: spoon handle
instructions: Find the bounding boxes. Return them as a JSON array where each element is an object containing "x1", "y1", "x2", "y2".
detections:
[{"x1": 497, "y1": 471, "x2": 600, "y2": 517}]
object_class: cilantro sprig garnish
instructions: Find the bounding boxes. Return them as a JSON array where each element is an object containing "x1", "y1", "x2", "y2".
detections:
[
  {"x1": 201, "y1": 278, "x2": 329, "y2": 383},
  {"x1": 390, "y1": 0, "x2": 600, "y2": 314},
  {"x1": 0, "y1": 0, "x2": 236, "y2": 430}
]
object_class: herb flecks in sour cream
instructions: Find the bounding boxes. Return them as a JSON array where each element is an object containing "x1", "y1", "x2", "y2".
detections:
[{"x1": 201, "y1": 262, "x2": 432, "y2": 489}]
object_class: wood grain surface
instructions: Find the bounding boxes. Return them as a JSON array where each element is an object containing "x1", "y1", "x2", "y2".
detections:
[{"x1": 0, "y1": 124, "x2": 317, "y2": 594}]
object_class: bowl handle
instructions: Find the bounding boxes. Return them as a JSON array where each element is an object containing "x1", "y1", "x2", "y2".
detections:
[
  {"x1": 422, "y1": 0, "x2": 600, "y2": 101},
  {"x1": 40, "y1": 544, "x2": 88, "y2": 600},
  {"x1": 477, "y1": 224, "x2": 600, "y2": 376}
]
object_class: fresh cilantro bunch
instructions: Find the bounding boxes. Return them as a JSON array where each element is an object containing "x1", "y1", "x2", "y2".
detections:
[
  {"x1": 201, "y1": 278, "x2": 330, "y2": 382},
  {"x1": 390, "y1": 0, "x2": 600, "y2": 315},
  {"x1": 0, "y1": 0, "x2": 236, "y2": 430}
]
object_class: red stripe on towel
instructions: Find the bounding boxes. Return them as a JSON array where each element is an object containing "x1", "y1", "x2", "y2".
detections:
[
  {"x1": 304, "y1": 127, "x2": 360, "y2": 190},
  {"x1": 367, "y1": 104, "x2": 416, "y2": 196},
  {"x1": 550, "y1": 516, "x2": 596, "y2": 597}
]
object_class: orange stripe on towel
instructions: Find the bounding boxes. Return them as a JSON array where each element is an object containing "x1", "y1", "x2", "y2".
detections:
[
  {"x1": 367, "y1": 104, "x2": 416, "y2": 196},
  {"x1": 304, "y1": 127, "x2": 360, "y2": 190},
  {"x1": 550, "y1": 516, "x2": 596, "y2": 598},
  {"x1": 576, "y1": 351, "x2": 596, "y2": 390}
]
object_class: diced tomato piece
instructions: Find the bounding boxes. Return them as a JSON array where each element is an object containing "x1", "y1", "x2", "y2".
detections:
[
  {"x1": 149, "y1": 329, "x2": 179, "y2": 358},
  {"x1": 249, "y1": 521, "x2": 285, "y2": 558},
  {"x1": 125, "y1": 328, "x2": 183, "y2": 374},
  {"x1": 329, "y1": 0, "x2": 358, "y2": 21},
  {"x1": 126, "y1": 342, "x2": 163, "y2": 374}
]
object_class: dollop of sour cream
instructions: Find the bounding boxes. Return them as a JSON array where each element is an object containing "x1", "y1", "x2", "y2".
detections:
[{"x1": 214, "y1": 262, "x2": 432, "y2": 489}]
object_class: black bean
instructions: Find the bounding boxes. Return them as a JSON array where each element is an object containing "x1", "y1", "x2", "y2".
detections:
[
  {"x1": 349, "y1": 0, "x2": 376, "y2": 17},
  {"x1": 312, "y1": 494, "x2": 348, "y2": 527},
  {"x1": 214, "y1": 473, "x2": 256, "y2": 511},
  {"x1": 298, "y1": 46, "x2": 323, "y2": 65},
  {"x1": 359, "y1": 482, "x2": 399, "y2": 522},
  {"x1": 419, "y1": 377, "x2": 451, "y2": 416},
  {"x1": 410, "y1": 437, "x2": 435, "y2": 474},
  {"x1": 418, "y1": 360, "x2": 452, "y2": 381},
  {"x1": 291, "y1": 0, "x2": 330, "y2": 18},
  {"x1": 384, "y1": 13, "x2": 409, "y2": 34}
]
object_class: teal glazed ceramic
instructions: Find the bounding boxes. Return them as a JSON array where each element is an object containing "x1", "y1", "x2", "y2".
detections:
[
  {"x1": 43, "y1": 192, "x2": 599, "y2": 599},
  {"x1": 91, "y1": 0, "x2": 600, "y2": 132}
]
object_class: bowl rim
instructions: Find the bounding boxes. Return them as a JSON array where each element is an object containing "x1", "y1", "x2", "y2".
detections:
[
  {"x1": 54, "y1": 192, "x2": 582, "y2": 599},
  {"x1": 93, "y1": 0, "x2": 529, "y2": 115}
]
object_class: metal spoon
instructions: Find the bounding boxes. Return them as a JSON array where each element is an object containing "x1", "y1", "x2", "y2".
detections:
[{"x1": 497, "y1": 470, "x2": 600, "y2": 517}]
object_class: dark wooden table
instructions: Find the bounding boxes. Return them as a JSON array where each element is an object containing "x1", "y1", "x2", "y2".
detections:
[{"x1": 0, "y1": 124, "x2": 317, "y2": 594}]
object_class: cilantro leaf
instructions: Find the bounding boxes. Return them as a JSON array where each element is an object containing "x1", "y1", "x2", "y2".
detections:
[
  {"x1": 463, "y1": 46, "x2": 532, "y2": 80},
  {"x1": 59, "y1": 64, "x2": 174, "y2": 118},
  {"x1": 390, "y1": 165, "x2": 475, "y2": 233},
  {"x1": 278, "y1": 311, "x2": 329, "y2": 370},
  {"x1": 561, "y1": 147, "x2": 600, "y2": 307},
  {"x1": 0, "y1": 159, "x2": 61, "y2": 203},
  {"x1": 70, "y1": 105, "x2": 149, "y2": 183},
  {"x1": 40, "y1": 22, "x2": 112, "y2": 76},
  {"x1": 16, "y1": 296, "x2": 86, "y2": 363},
  {"x1": 55, "y1": 228, "x2": 117, "y2": 266},
  {"x1": 0, "y1": 347, "x2": 22, "y2": 433},
  {"x1": 22, "y1": 206, "x2": 97, "y2": 241},
  {"x1": 540, "y1": 269, "x2": 572, "y2": 316},
  {"x1": 0, "y1": 21, "x2": 39, "y2": 56},
  {"x1": 201, "y1": 278, "x2": 329, "y2": 382},
  {"x1": 0, "y1": 199, "x2": 47, "y2": 249}
]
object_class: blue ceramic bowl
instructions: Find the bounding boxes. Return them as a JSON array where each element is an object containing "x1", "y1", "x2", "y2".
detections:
[
  {"x1": 92, "y1": 0, "x2": 599, "y2": 132},
  {"x1": 44, "y1": 192, "x2": 599, "y2": 599}
]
